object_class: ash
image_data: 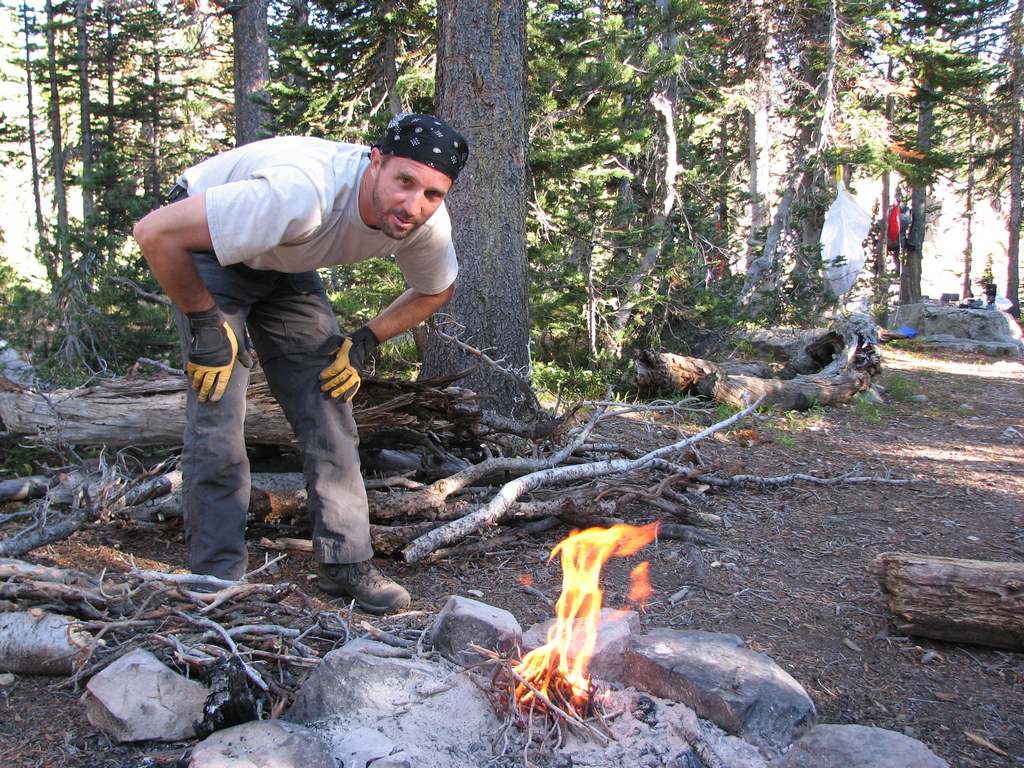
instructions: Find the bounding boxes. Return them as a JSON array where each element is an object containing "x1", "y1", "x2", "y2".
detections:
[{"x1": 306, "y1": 659, "x2": 766, "y2": 768}]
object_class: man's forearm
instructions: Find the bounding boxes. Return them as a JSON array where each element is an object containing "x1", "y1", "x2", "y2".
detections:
[{"x1": 366, "y1": 284, "x2": 455, "y2": 342}]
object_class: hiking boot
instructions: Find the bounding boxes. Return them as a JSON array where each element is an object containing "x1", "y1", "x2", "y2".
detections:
[{"x1": 318, "y1": 559, "x2": 411, "y2": 614}]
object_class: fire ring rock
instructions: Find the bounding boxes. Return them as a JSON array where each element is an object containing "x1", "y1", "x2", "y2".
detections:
[
  {"x1": 770, "y1": 724, "x2": 949, "y2": 767},
  {"x1": 623, "y1": 629, "x2": 816, "y2": 757},
  {"x1": 429, "y1": 595, "x2": 522, "y2": 666},
  {"x1": 186, "y1": 720, "x2": 333, "y2": 767},
  {"x1": 83, "y1": 648, "x2": 208, "y2": 742}
]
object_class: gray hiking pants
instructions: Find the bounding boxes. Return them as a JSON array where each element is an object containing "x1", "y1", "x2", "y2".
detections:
[{"x1": 175, "y1": 251, "x2": 373, "y2": 580}]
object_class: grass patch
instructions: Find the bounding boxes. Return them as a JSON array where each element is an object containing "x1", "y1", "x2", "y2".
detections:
[
  {"x1": 852, "y1": 392, "x2": 883, "y2": 424},
  {"x1": 881, "y1": 373, "x2": 916, "y2": 402},
  {"x1": 772, "y1": 432, "x2": 797, "y2": 449}
]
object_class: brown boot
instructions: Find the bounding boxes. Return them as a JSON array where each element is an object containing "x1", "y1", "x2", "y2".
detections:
[{"x1": 318, "y1": 560, "x2": 411, "y2": 614}]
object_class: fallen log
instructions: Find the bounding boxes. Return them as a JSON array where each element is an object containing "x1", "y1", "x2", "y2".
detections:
[
  {"x1": 0, "y1": 369, "x2": 481, "y2": 450},
  {"x1": 635, "y1": 352, "x2": 871, "y2": 410},
  {"x1": 873, "y1": 552, "x2": 1024, "y2": 651},
  {"x1": 636, "y1": 313, "x2": 879, "y2": 410},
  {"x1": 0, "y1": 475, "x2": 50, "y2": 502},
  {"x1": 0, "y1": 611, "x2": 92, "y2": 675}
]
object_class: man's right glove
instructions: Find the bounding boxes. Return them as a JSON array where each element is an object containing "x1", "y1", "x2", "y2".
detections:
[
  {"x1": 319, "y1": 326, "x2": 380, "y2": 402},
  {"x1": 184, "y1": 305, "x2": 251, "y2": 403}
]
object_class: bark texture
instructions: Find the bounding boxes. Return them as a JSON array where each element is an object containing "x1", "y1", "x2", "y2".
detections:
[
  {"x1": 423, "y1": 0, "x2": 530, "y2": 416},
  {"x1": 232, "y1": 0, "x2": 271, "y2": 145},
  {"x1": 874, "y1": 552, "x2": 1024, "y2": 651},
  {"x1": 0, "y1": 370, "x2": 481, "y2": 449},
  {"x1": 1007, "y1": 0, "x2": 1024, "y2": 317}
]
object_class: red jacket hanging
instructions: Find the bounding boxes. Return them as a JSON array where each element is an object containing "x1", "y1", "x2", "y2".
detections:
[{"x1": 887, "y1": 204, "x2": 900, "y2": 246}]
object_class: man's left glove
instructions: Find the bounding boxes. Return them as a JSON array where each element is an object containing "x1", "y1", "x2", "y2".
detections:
[
  {"x1": 319, "y1": 326, "x2": 380, "y2": 402},
  {"x1": 184, "y1": 305, "x2": 252, "y2": 403}
]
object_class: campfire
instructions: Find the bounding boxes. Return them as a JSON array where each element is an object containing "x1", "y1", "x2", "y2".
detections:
[{"x1": 484, "y1": 523, "x2": 660, "y2": 751}]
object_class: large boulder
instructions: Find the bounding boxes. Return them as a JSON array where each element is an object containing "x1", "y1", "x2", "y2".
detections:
[
  {"x1": 623, "y1": 629, "x2": 815, "y2": 757},
  {"x1": 186, "y1": 720, "x2": 334, "y2": 767},
  {"x1": 893, "y1": 304, "x2": 1024, "y2": 355},
  {"x1": 771, "y1": 724, "x2": 949, "y2": 768},
  {"x1": 83, "y1": 648, "x2": 208, "y2": 742}
]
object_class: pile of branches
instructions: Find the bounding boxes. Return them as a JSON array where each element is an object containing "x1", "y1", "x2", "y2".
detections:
[
  {"x1": 0, "y1": 556, "x2": 430, "y2": 718},
  {"x1": 0, "y1": 394, "x2": 916, "y2": 565}
]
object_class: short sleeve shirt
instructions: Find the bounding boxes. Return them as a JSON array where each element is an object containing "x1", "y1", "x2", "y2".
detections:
[{"x1": 177, "y1": 137, "x2": 458, "y2": 295}]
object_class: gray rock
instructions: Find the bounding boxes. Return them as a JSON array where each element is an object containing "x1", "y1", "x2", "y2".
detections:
[
  {"x1": 893, "y1": 304, "x2": 1024, "y2": 355},
  {"x1": 623, "y1": 629, "x2": 815, "y2": 756},
  {"x1": 430, "y1": 595, "x2": 522, "y2": 666},
  {"x1": 83, "y1": 648, "x2": 208, "y2": 742},
  {"x1": 333, "y1": 726, "x2": 397, "y2": 767},
  {"x1": 910, "y1": 394, "x2": 930, "y2": 403},
  {"x1": 187, "y1": 720, "x2": 335, "y2": 767},
  {"x1": 522, "y1": 609, "x2": 640, "y2": 683},
  {"x1": 286, "y1": 641, "x2": 437, "y2": 723},
  {"x1": 860, "y1": 388, "x2": 884, "y2": 405},
  {"x1": 771, "y1": 724, "x2": 948, "y2": 768}
]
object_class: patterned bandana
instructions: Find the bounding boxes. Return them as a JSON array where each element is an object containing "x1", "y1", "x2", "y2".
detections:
[{"x1": 375, "y1": 113, "x2": 470, "y2": 181}]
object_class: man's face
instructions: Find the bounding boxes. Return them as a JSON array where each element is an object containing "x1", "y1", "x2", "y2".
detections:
[{"x1": 363, "y1": 149, "x2": 453, "y2": 240}]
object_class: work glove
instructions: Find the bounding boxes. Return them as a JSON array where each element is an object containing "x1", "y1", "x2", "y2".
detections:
[
  {"x1": 319, "y1": 326, "x2": 380, "y2": 402},
  {"x1": 184, "y1": 305, "x2": 251, "y2": 403}
]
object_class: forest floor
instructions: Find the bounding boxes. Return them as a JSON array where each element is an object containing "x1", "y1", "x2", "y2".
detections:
[{"x1": 1, "y1": 345, "x2": 1022, "y2": 768}]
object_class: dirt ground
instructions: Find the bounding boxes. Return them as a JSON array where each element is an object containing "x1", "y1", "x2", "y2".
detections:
[{"x1": 1, "y1": 345, "x2": 1022, "y2": 767}]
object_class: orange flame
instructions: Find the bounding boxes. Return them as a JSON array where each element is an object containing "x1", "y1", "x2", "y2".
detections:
[
  {"x1": 627, "y1": 561, "x2": 653, "y2": 605},
  {"x1": 513, "y1": 523, "x2": 659, "y2": 709}
]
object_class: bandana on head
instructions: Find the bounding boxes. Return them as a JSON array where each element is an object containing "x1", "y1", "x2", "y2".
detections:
[{"x1": 375, "y1": 113, "x2": 470, "y2": 181}]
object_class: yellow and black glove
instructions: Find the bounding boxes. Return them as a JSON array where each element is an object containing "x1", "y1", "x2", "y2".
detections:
[
  {"x1": 184, "y1": 306, "x2": 251, "y2": 403},
  {"x1": 319, "y1": 326, "x2": 380, "y2": 402}
]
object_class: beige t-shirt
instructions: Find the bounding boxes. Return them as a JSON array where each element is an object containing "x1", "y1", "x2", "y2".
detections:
[{"x1": 177, "y1": 136, "x2": 458, "y2": 295}]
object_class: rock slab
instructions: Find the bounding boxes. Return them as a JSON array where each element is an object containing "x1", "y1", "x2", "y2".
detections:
[
  {"x1": 430, "y1": 595, "x2": 522, "y2": 666},
  {"x1": 187, "y1": 720, "x2": 334, "y2": 767},
  {"x1": 83, "y1": 648, "x2": 208, "y2": 742},
  {"x1": 771, "y1": 724, "x2": 949, "y2": 768},
  {"x1": 623, "y1": 629, "x2": 816, "y2": 756},
  {"x1": 286, "y1": 640, "x2": 438, "y2": 723}
]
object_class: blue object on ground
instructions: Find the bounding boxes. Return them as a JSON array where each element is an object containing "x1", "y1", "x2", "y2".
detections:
[{"x1": 896, "y1": 325, "x2": 917, "y2": 337}]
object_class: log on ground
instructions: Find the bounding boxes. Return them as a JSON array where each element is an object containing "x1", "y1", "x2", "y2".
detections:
[
  {"x1": 636, "y1": 352, "x2": 870, "y2": 410},
  {"x1": 873, "y1": 552, "x2": 1024, "y2": 651},
  {"x1": 0, "y1": 370, "x2": 481, "y2": 449}
]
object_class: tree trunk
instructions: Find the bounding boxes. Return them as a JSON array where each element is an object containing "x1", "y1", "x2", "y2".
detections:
[
  {"x1": 423, "y1": 0, "x2": 530, "y2": 417},
  {"x1": 76, "y1": 0, "x2": 96, "y2": 265},
  {"x1": 873, "y1": 552, "x2": 1024, "y2": 651},
  {"x1": 20, "y1": 1, "x2": 51, "y2": 281},
  {"x1": 44, "y1": 0, "x2": 71, "y2": 276},
  {"x1": 232, "y1": 0, "x2": 271, "y2": 145},
  {"x1": 741, "y1": 0, "x2": 837, "y2": 308},
  {"x1": 382, "y1": 0, "x2": 401, "y2": 115},
  {"x1": 607, "y1": 0, "x2": 679, "y2": 350},
  {"x1": 900, "y1": 92, "x2": 934, "y2": 306},
  {"x1": 1006, "y1": 0, "x2": 1023, "y2": 317}
]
